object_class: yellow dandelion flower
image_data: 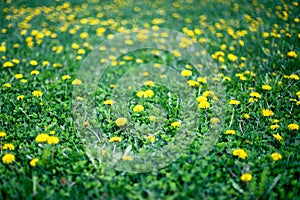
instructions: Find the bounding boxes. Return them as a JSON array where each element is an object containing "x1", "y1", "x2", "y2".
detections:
[
  {"x1": 29, "y1": 60, "x2": 38, "y2": 66},
  {"x1": 197, "y1": 96, "x2": 208, "y2": 103},
  {"x1": 171, "y1": 121, "x2": 180, "y2": 128},
  {"x1": 243, "y1": 114, "x2": 250, "y2": 119},
  {"x1": 144, "y1": 80, "x2": 155, "y2": 87},
  {"x1": 288, "y1": 123, "x2": 299, "y2": 130},
  {"x1": 115, "y1": 118, "x2": 127, "y2": 127},
  {"x1": 72, "y1": 79, "x2": 83, "y2": 85},
  {"x1": 188, "y1": 80, "x2": 199, "y2": 87},
  {"x1": 228, "y1": 53, "x2": 238, "y2": 62},
  {"x1": 210, "y1": 117, "x2": 220, "y2": 124},
  {"x1": 149, "y1": 116, "x2": 156, "y2": 121},
  {"x1": 233, "y1": 149, "x2": 247, "y2": 159},
  {"x1": 270, "y1": 124, "x2": 280, "y2": 130},
  {"x1": 136, "y1": 91, "x2": 145, "y2": 98},
  {"x1": 240, "y1": 173, "x2": 252, "y2": 182},
  {"x1": 0, "y1": 132, "x2": 7, "y2": 137},
  {"x1": 104, "y1": 99, "x2": 114, "y2": 105},
  {"x1": 147, "y1": 135, "x2": 156, "y2": 141},
  {"x1": 32, "y1": 90, "x2": 43, "y2": 97},
  {"x1": 3, "y1": 61, "x2": 14, "y2": 68},
  {"x1": 2, "y1": 153, "x2": 15, "y2": 164},
  {"x1": 144, "y1": 90, "x2": 154, "y2": 98},
  {"x1": 289, "y1": 74, "x2": 299, "y2": 80},
  {"x1": 225, "y1": 130, "x2": 236, "y2": 135},
  {"x1": 47, "y1": 136, "x2": 59, "y2": 145},
  {"x1": 262, "y1": 109, "x2": 274, "y2": 117},
  {"x1": 181, "y1": 70, "x2": 192, "y2": 77},
  {"x1": 35, "y1": 133, "x2": 49, "y2": 143},
  {"x1": 287, "y1": 51, "x2": 297, "y2": 58},
  {"x1": 250, "y1": 92, "x2": 261, "y2": 98},
  {"x1": 30, "y1": 70, "x2": 39, "y2": 75},
  {"x1": 3, "y1": 143, "x2": 14, "y2": 150},
  {"x1": 76, "y1": 96, "x2": 83, "y2": 101},
  {"x1": 229, "y1": 99, "x2": 240, "y2": 105},
  {"x1": 202, "y1": 90, "x2": 214, "y2": 97},
  {"x1": 273, "y1": 133, "x2": 283, "y2": 141},
  {"x1": 262, "y1": 85, "x2": 272, "y2": 90},
  {"x1": 30, "y1": 158, "x2": 39, "y2": 167},
  {"x1": 15, "y1": 74, "x2": 23, "y2": 79},
  {"x1": 109, "y1": 136, "x2": 122, "y2": 142},
  {"x1": 198, "y1": 101, "x2": 210, "y2": 109},
  {"x1": 133, "y1": 105, "x2": 144, "y2": 112},
  {"x1": 3, "y1": 83, "x2": 11, "y2": 88},
  {"x1": 197, "y1": 77, "x2": 207, "y2": 83},
  {"x1": 62, "y1": 75, "x2": 71, "y2": 80},
  {"x1": 271, "y1": 152, "x2": 282, "y2": 161},
  {"x1": 122, "y1": 155, "x2": 133, "y2": 161}
]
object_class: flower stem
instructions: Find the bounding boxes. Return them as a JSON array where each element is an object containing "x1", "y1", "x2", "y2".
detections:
[
  {"x1": 51, "y1": 145, "x2": 54, "y2": 160},
  {"x1": 229, "y1": 107, "x2": 235, "y2": 127}
]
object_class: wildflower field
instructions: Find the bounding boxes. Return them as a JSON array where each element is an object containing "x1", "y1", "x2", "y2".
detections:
[{"x1": 0, "y1": 0, "x2": 299, "y2": 199}]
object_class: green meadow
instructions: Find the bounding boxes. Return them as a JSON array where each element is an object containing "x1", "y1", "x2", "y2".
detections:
[{"x1": 0, "y1": 0, "x2": 299, "y2": 199}]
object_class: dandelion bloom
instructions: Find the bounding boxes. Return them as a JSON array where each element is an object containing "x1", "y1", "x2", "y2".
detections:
[
  {"x1": 171, "y1": 121, "x2": 180, "y2": 128},
  {"x1": 188, "y1": 80, "x2": 199, "y2": 87},
  {"x1": 122, "y1": 155, "x2": 133, "y2": 161},
  {"x1": 136, "y1": 91, "x2": 144, "y2": 98},
  {"x1": 15, "y1": 74, "x2": 23, "y2": 79},
  {"x1": 109, "y1": 136, "x2": 122, "y2": 142},
  {"x1": 3, "y1": 61, "x2": 14, "y2": 68},
  {"x1": 30, "y1": 70, "x2": 39, "y2": 75},
  {"x1": 2, "y1": 154, "x2": 15, "y2": 164},
  {"x1": 287, "y1": 51, "x2": 297, "y2": 58},
  {"x1": 62, "y1": 75, "x2": 71, "y2": 80},
  {"x1": 3, "y1": 143, "x2": 14, "y2": 150},
  {"x1": 202, "y1": 90, "x2": 214, "y2": 97},
  {"x1": 149, "y1": 116, "x2": 156, "y2": 121},
  {"x1": 250, "y1": 92, "x2": 261, "y2": 98},
  {"x1": 229, "y1": 99, "x2": 240, "y2": 105},
  {"x1": 197, "y1": 77, "x2": 207, "y2": 83},
  {"x1": 72, "y1": 79, "x2": 83, "y2": 85},
  {"x1": 243, "y1": 114, "x2": 250, "y2": 119},
  {"x1": 29, "y1": 60, "x2": 38, "y2": 66},
  {"x1": 262, "y1": 109, "x2": 274, "y2": 117},
  {"x1": 3, "y1": 83, "x2": 11, "y2": 88},
  {"x1": 0, "y1": 131, "x2": 7, "y2": 137},
  {"x1": 35, "y1": 133, "x2": 49, "y2": 143},
  {"x1": 144, "y1": 90, "x2": 154, "y2": 98},
  {"x1": 47, "y1": 136, "x2": 59, "y2": 145},
  {"x1": 271, "y1": 153, "x2": 282, "y2": 161},
  {"x1": 262, "y1": 84, "x2": 272, "y2": 90},
  {"x1": 288, "y1": 123, "x2": 299, "y2": 130},
  {"x1": 228, "y1": 53, "x2": 238, "y2": 62},
  {"x1": 233, "y1": 149, "x2": 247, "y2": 159},
  {"x1": 133, "y1": 105, "x2": 144, "y2": 112},
  {"x1": 115, "y1": 118, "x2": 127, "y2": 127},
  {"x1": 240, "y1": 173, "x2": 252, "y2": 182},
  {"x1": 17, "y1": 95, "x2": 25, "y2": 100},
  {"x1": 198, "y1": 101, "x2": 210, "y2": 109},
  {"x1": 225, "y1": 130, "x2": 236, "y2": 135},
  {"x1": 147, "y1": 135, "x2": 155, "y2": 141},
  {"x1": 210, "y1": 117, "x2": 220, "y2": 124},
  {"x1": 181, "y1": 70, "x2": 192, "y2": 77},
  {"x1": 144, "y1": 80, "x2": 155, "y2": 87},
  {"x1": 197, "y1": 96, "x2": 208, "y2": 103},
  {"x1": 30, "y1": 158, "x2": 39, "y2": 167},
  {"x1": 32, "y1": 90, "x2": 43, "y2": 97},
  {"x1": 104, "y1": 99, "x2": 114, "y2": 105}
]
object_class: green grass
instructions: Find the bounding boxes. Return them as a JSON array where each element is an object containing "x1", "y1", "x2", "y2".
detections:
[{"x1": 0, "y1": 0, "x2": 299, "y2": 199}]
